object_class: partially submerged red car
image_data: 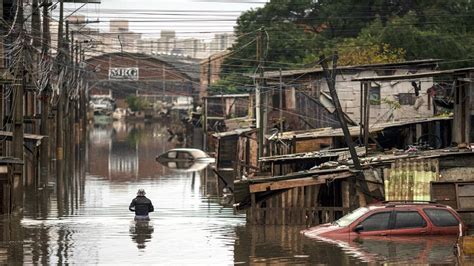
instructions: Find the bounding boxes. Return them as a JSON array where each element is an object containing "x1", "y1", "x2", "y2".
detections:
[{"x1": 302, "y1": 201, "x2": 467, "y2": 240}]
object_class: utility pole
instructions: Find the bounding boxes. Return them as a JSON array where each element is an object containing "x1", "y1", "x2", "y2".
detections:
[
  {"x1": 79, "y1": 43, "x2": 86, "y2": 143},
  {"x1": 56, "y1": 0, "x2": 65, "y2": 186},
  {"x1": 203, "y1": 57, "x2": 211, "y2": 151},
  {"x1": 29, "y1": 0, "x2": 41, "y2": 187},
  {"x1": 73, "y1": 41, "x2": 79, "y2": 180},
  {"x1": 31, "y1": 0, "x2": 41, "y2": 47},
  {"x1": 64, "y1": 20, "x2": 71, "y2": 179},
  {"x1": 39, "y1": 0, "x2": 51, "y2": 188},
  {"x1": 12, "y1": 0, "x2": 25, "y2": 214},
  {"x1": 320, "y1": 54, "x2": 372, "y2": 210},
  {"x1": 0, "y1": 0, "x2": 4, "y2": 157},
  {"x1": 256, "y1": 27, "x2": 265, "y2": 162},
  {"x1": 279, "y1": 68, "x2": 283, "y2": 138},
  {"x1": 162, "y1": 65, "x2": 166, "y2": 101}
]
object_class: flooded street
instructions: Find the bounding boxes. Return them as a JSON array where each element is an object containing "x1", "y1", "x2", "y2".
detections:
[{"x1": 0, "y1": 121, "x2": 459, "y2": 264}]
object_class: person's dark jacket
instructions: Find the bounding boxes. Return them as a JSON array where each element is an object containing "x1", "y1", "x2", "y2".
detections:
[{"x1": 129, "y1": 196, "x2": 154, "y2": 216}]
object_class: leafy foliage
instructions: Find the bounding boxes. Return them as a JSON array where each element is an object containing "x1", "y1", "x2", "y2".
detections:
[
  {"x1": 216, "y1": 0, "x2": 474, "y2": 93},
  {"x1": 125, "y1": 96, "x2": 148, "y2": 112}
]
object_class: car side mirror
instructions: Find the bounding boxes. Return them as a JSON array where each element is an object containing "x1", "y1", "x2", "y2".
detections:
[{"x1": 354, "y1": 224, "x2": 364, "y2": 233}]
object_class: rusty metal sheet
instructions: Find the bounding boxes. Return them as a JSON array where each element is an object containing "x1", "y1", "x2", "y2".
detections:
[{"x1": 385, "y1": 158, "x2": 439, "y2": 201}]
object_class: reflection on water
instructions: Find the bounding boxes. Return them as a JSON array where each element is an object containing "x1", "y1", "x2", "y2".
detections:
[
  {"x1": 0, "y1": 120, "x2": 460, "y2": 264},
  {"x1": 129, "y1": 221, "x2": 154, "y2": 250}
]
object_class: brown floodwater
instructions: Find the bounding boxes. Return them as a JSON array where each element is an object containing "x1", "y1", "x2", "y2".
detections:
[{"x1": 0, "y1": 121, "x2": 459, "y2": 264}]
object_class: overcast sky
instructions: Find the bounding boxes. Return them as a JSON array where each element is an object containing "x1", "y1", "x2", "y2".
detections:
[{"x1": 62, "y1": 0, "x2": 268, "y2": 39}]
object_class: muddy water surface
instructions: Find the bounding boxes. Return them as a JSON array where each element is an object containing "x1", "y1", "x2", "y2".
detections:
[{"x1": 0, "y1": 121, "x2": 458, "y2": 264}]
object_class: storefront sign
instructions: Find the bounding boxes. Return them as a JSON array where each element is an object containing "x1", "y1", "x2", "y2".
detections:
[{"x1": 109, "y1": 67, "x2": 139, "y2": 80}]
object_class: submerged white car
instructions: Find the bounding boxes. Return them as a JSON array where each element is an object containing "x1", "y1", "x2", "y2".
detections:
[{"x1": 156, "y1": 148, "x2": 215, "y2": 172}]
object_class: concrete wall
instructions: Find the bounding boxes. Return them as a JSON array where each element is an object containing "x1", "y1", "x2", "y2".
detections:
[
  {"x1": 439, "y1": 154, "x2": 474, "y2": 182},
  {"x1": 319, "y1": 69, "x2": 435, "y2": 125}
]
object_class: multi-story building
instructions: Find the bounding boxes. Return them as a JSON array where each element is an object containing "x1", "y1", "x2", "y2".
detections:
[
  {"x1": 210, "y1": 33, "x2": 235, "y2": 53},
  {"x1": 51, "y1": 18, "x2": 235, "y2": 59}
]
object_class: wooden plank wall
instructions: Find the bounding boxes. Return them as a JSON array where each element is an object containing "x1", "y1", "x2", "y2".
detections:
[
  {"x1": 295, "y1": 138, "x2": 332, "y2": 153},
  {"x1": 237, "y1": 131, "x2": 259, "y2": 179},
  {"x1": 268, "y1": 137, "x2": 333, "y2": 176},
  {"x1": 247, "y1": 183, "x2": 349, "y2": 225}
]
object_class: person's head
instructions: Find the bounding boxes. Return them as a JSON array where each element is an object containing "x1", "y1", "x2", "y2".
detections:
[{"x1": 137, "y1": 189, "x2": 146, "y2": 196}]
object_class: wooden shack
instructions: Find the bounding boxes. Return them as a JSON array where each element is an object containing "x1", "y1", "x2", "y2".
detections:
[
  {"x1": 266, "y1": 116, "x2": 452, "y2": 174},
  {"x1": 234, "y1": 168, "x2": 356, "y2": 225},
  {"x1": 250, "y1": 59, "x2": 440, "y2": 129},
  {"x1": 212, "y1": 128, "x2": 254, "y2": 195},
  {"x1": 235, "y1": 148, "x2": 474, "y2": 226},
  {"x1": 229, "y1": 66, "x2": 474, "y2": 226},
  {"x1": 203, "y1": 94, "x2": 252, "y2": 132}
]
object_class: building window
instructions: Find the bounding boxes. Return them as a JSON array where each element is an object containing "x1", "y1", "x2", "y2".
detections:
[
  {"x1": 369, "y1": 85, "x2": 381, "y2": 105},
  {"x1": 398, "y1": 93, "x2": 417, "y2": 105}
]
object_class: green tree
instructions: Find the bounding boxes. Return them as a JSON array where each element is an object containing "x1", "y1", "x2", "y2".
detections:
[
  {"x1": 363, "y1": 14, "x2": 474, "y2": 68},
  {"x1": 125, "y1": 96, "x2": 148, "y2": 112},
  {"x1": 218, "y1": 0, "x2": 474, "y2": 92}
]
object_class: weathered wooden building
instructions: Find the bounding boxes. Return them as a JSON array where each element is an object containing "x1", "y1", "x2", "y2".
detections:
[
  {"x1": 203, "y1": 94, "x2": 253, "y2": 152},
  {"x1": 235, "y1": 148, "x2": 474, "y2": 226},
  {"x1": 266, "y1": 116, "x2": 453, "y2": 174},
  {"x1": 231, "y1": 67, "x2": 474, "y2": 226},
  {"x1": 211, "y1": 128, "x2": 254, "y2": 194},
  {"x1": 254, "y1": 59, "x2": 441, "y2": 131}
]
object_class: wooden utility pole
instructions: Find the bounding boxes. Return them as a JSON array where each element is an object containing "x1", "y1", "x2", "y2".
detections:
[
  {"x1": 79, "y1": 43, "x2": 86, "y2": 142},
  {"x1": 363, "y1": 82, "x2": 370, "y2": 154},
  {"x1": 56, "y1": 0, "x2": 65, "y2": 184},
  {"x1": 162, "y1": 65, "x2": 166, "y2": 100},
  {"x1": 256, "y1": 27, "x2": 265, "y2": 161},
  {"x1": 320, "y1": 54, "x2": 372, "y2": 210},
  {"x1": 279, "y1": 68, "x2": 283, "y2": 136},
  {"x1": 28, "y1": 0, "x2": 41, "y2": 187},
  {"x1": 203, "y1": 97, "x2": 207, "y2": 152},
  {"x1": 31, "y1": 0, "x2": 41, "y2": 47},
  {"x1": 12, "y1": 0, "x2": 25, "y2": 214},
  {"x1": 39, "y1": 0, "x2": 51, "y2": 188},
  {"x1": 203, "y1": 57, "x2": 211, "y2": 151},
  {"x1": 64, "y1": 20, "x2": 72, "y2": 179}
]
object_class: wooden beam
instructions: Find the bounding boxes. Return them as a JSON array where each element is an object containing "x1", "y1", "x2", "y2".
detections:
[{"x1": 249, "y1": 172, "x2": 353, "y2": 193}]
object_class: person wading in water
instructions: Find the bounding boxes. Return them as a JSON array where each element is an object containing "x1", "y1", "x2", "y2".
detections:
[{"x1": 129, "y1": 189, "x2": 154, "y2": 220}]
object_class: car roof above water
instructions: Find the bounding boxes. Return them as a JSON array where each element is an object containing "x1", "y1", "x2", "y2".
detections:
[{"x1": 369, "y1": 201, "x2": 451, "y2": 209}]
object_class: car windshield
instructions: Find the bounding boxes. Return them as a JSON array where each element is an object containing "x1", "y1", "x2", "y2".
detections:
[{"x1": 333, "y1": 207, "x2": 370, "y2": 227}]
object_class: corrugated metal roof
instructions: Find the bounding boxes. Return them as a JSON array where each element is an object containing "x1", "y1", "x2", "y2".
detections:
[
  {"x1": 204, "y1": 94, "x2": 250, "y2": 99},
  {"x1": 247, "y1": 59, "x2": 441, "y2": 79},
  {"x1": 260, "y1": 147, "x2": 360, "y2": 163},
  {"x1": 212, "y1": 127, "x2": 254, "y2": 138},
  {"x1": 271, "y1": 116, "x2": 452, "y2": 140},
  {"x1": 352, "y1": 67, "x2": 474, "y2": 82}
]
